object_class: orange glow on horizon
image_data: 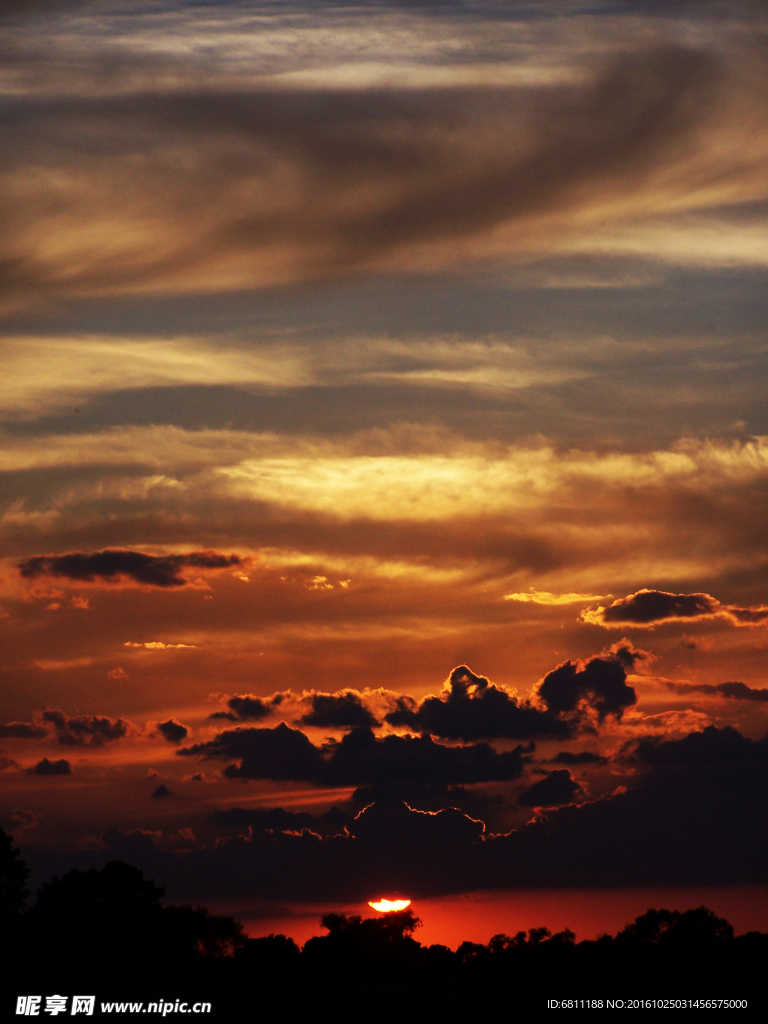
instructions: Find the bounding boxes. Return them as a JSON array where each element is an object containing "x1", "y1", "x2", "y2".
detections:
[{"x1": 368, "y1": 898, "x2": 412, "y2": 913}]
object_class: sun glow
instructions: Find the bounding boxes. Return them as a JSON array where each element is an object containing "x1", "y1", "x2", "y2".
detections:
[{"x1": 368, "y1": 899, "x2": 412, "y2": 913}]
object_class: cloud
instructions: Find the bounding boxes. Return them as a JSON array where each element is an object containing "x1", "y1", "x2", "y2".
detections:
[
  {"x1": 667, "y1": 681, "x2": 768, "y2": 703},
  {"x1": 209, "y1": 805, "x2": 352, "y2": 836},
  {"x1": 582, "y1": 589, "x2": 768, "y2": 629},
  {"x1": 125, "y1": 642, "x2": 197, "y2": 650},
  {"x1": 209, "y1": 695, "x2": 273, "y2": 722},
  {"x1": 208, "y1": 806, "x2": 318, "y2": 833},
  {"x1": 550, "y1": 750, "x2": 607, "y2": 765},
  {"x1": 27, "y1": 758, "x2": 71, "y2": 776},
  {"x1": 18, "y1": 549, "x2": 242, "y2": 588},
  {"x1": 384, "y1": 664, "x2": 571, "y2": 740},
  {"x1": 178, "y1": 721, "x2": 530, "y2": 786},
  {"x1": 4, "y1": 40, "x2": 768, "y2": 310},
  {"x1": 348, "y1": 781, "x2": 505, "y2": 822},
  {"x1": 155, "y1": 719, "x2": 189, "y2": 744},
  {"x1": 81, "y1": 800, "x2": 489, "y2": 902},
  {"x1": 630, "y1": 725, "x2": 764, "y2": 765},
  {"x1": 534, "y1": 653, "x2": 637, "y2": 721},
  {"x1": 41, "y1": 709, "x2": 129, "y2": 747},
  {"x1": 0, "y1": 721, "x2": 47, "y2": 739},
  {"x1": 504, "y1": 590, "x2": 606, "y2": 605},
  {"x1": 518, "y1": 768, "x2": 582, "y2": 807},
  {"x1": 181, "y1": 722, "x2": 323, "y2": 781},
  {"x1": 34, "y1": 732, "x2": 768, "y2": 901},
  {"x1": 151, "y1": 784, "x2": 172, "y2": 799},
  {"x1": 209, "y1": 688, "x2": 392, "y2": 731},
  {"x1": 0, "y1": 809, "x2": 37, "y2": 834},
  {"x1": 600, "y1": 639, "x2": 655, "y2": 673},
  {"x1": 299, "y1": 691, "x2": 380, "y2": 729},
  {"x1": 5, "y1": 428, "x2": 768, "y2": 555}
]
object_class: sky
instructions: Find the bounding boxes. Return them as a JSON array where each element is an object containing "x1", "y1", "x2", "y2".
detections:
[{"x1": 1, "y1": 0, "x2": 768, "y2": 944}]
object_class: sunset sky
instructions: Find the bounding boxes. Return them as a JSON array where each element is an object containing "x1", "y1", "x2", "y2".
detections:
[{"x1": 2, "y1": 0, "x2": 768, "y2": 944}]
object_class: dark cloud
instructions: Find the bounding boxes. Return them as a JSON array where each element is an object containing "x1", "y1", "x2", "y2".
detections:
[
  {"x1": 28, "y1": 736, "x2": 768, "y2": 901},
  {"x1": 385, "y1": 665, "x2": 571, "y2": 740},
  {"x1": 601, "y1": 638, "x2": 655, "y2": 672},
  {"x1": 178, "y1": 721, "x2": 530, "y2": 786},
  {"x1": 155, "y1": 719, "x2": 189, "y2": 744},
  {"x1": 151, "y1": 784, "x2": 172, "y2": 799},
  {"x1": 583, "y1": 589, "x2": 768, "y2": 628},
  {"x1": 278, "y1": 725, "x2": 531, "y2": 786},
  {"x1": 668, "y1": 681, "x2": 768, "y2": 702},
  {"x1": 18, "y1": 549, "x2": 242, "y2": 588},
  {"x1": 0, "y1": 757, "x2": 21, "y2": 770},
  {"x1": 349, "y1": 781, "x2": 506, "y2": 823},
  {"x1": 209, "y1": 805, "x2": 352, "y2": 836},
  {"x1": 631, "y1": 725, "x2": 764, "y2": 765},
  {"x1": 209, "y1": 806, "x2": 318, "y2": 832},
  {"x1": 41, "y1": 709, "x2": 129, "y2": 747},
  {"x1": 550, "y1": 750, "x2": 607, "y2": 765},
  {"x1": 209, "y1": 695, "x2": 273, "y2": 722},
  {"x1": 80, "y1": 800, "x2": 488, "y2": 902},
  {"x1": 518, "y1": 769, "x2": 582, "y2": 807},
  {"x1": 591, "y1": 590, "x2": 721, "y2": 624},
  {"x1": 300, "y1": 692, "x2": 380, "y2": 729},
  {"x1": 535, "y1": 654, "x2": 637, "y2": 721},
  {"x1": 481, "y1": 725, "x2": 768, "y2": 889},
  {"x1": 0, "y1": 809, "x2": 37, "y2": 833},
  {"x1": 27, "y1": 758, "x2": 71, "y2": 776},
  {"x1": 0, "y1": 722, "x2": 47, "y2": 739},
  {"x1": 181, "y1": 723, "x2": 322, "y2": 781}
]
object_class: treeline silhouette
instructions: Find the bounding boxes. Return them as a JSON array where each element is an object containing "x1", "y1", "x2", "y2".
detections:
[{"x1": 1, "y1": 829, "x2": 765, "y2": 1018}]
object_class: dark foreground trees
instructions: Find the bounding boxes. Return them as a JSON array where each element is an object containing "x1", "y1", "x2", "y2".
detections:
[
  {"x1": 1, "y1": 829, "x2": 765, "y2": 1019},
  {"x1": 0, "y1": 827, "x2": 29, "y2": 922},
  {"x1": 8, "y1": 859, "x2": 245, "y2": 984}
]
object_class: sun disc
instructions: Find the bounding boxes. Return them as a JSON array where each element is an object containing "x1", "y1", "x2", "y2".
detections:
[{"x1": 368, "y1": 898, "x2": 411, "y2": 913}]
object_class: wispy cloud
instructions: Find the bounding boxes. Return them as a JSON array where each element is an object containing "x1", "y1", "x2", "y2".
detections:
[
  {"x1": 3, "y1": 38, "x2": 768, "y2": 309},
  {"x1": 504, "y1": 589, "x2": 606, "y2": 605}
]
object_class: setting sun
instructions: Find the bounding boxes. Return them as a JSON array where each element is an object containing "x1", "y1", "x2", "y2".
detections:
[{"x1": 368, "y1": 899, "x2": 412, "y2": 913}]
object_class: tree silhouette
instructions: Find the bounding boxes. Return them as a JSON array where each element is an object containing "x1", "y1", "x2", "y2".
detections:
[
  {"x1": 26, "y1": 859, "x2": 244, "y2": 979},
  {"x1": 162, "y1": 903, "x2": 246, "y2": 961},
  {"x1": 0, "y1": 827, "x2": 30, "y2": 921},
  {"x1": 0, "y1": 839, "x2": 762, "y2": 1013},
  {"x1": 26, "y1": 860, "x2": 166, "y2": 972},
  {"x1": 616, "y1": 906, "x2": 734, "y2": 946},
  {"x1": 303, "y1": 908, "x2": 422, "y2": 968}
]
